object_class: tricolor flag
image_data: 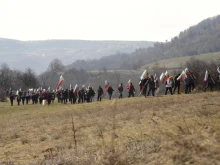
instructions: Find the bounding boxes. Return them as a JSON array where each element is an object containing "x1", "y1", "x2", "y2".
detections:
[
  {"x1": 177, "y1": 70, "x2": 187, "y2": 80},
  {"x1": 161, "y1": 71, "x2": 169, "y2": 84},
  {"x1": 36, "y1": 88, "x2": 40, "y2": 94},
  {"x1": 140, "y1": 70, "x2": 149, "y2": 80},
  {"x1": 57, "y1": 75, "x2": 64, "y2": 90},
  {"x1": 47, "y1": 87, "x2": 50, "y2": 91},
  {"x1": 154, "y1": 74, "x2": 157, "y2": 79},
  {"x1": 104, "y1": 80, "x2": 110, "y2": 91},
  {"x1": 126, "y1": 79, "x2": 131, "y2": 89},
  {"x1": 73, "y1": 84, "x2": 79, "y2": 94},
  {"x1": 184, "y1": 68, "x2": 190, "y2": 75},
  {"x1": 204, "y1": 70, "x2": 209, "y2": 82},
  {"x1": 160, "y1": 73, "x2": 165, "y2": 82}
]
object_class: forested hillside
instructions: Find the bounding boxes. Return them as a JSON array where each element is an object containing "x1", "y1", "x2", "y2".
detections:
[{"x1": 67, "y1": 15, "x2": 220, "y2": 70}]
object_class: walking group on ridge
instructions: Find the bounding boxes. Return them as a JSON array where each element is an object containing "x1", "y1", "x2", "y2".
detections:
[{"x1": 6, "y1": 66, "x2": 220, "y2": 106}]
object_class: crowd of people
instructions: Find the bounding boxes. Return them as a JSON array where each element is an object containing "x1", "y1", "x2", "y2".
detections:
[{"x1": 7, "y1": 67, "x2": 220, "y2": 106}]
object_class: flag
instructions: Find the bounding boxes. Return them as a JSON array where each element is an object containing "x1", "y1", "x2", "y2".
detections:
[
  {"x1": 185, "y1": 68, "x2": 190, "y2": 75},
  {"x1": 57, "y1": 75, "x2": 64, "y2": 90},
  {"x1": 204, "y1": 70, "x2": 209, "y2": 82},
  {"x1": 70, "y1": 84, "x2": 72, "y2": 89},
  {"x1": 140, "y1": 70, "x2": 149, "y2": 80},
  {"x1": 47, "y1": 87, "x2": 50, "y2": 91},
  {"x1": 29, "y1": 88, "x2": 34, "y2": 93},
  {"x1": 177, "y1": 70, "x2": 187, "y2": 80},
  {"x1": 160, "y1": 71, "x2": 169, "y2": 84},
  {"x1": 104, "y1": 80, "x2": 110, "y2": 91},
  {"x1": 217, "y1": 66, "x2": 220, "y2": 74},
  {"x1": 42, "y1": 99, "x2": 47, "y2": 106},
  {"x1": 154, "y1": 74, "x2": 157, "y2": 79},
  {"x1": 36, "y1": 88, "x2": 40, "y2": 94},
  {"x1": 73, "y1": 84, "x2": 79, "y2": 94},
  {"x1": 159, "y1": 73, "x2": 165, "y2": 82},
  {"x1": 126, "y1": 79, "x2": 131, "y2": 89}
]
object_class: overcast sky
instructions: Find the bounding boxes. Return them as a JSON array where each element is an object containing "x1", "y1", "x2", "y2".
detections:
[{"x1": 0, "y1": 0, "x2": 219, "y2": 42}]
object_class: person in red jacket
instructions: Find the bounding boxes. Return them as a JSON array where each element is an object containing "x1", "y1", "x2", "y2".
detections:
[{"x1": 128, "y1": 83, "x2": 135, "y2": 97}]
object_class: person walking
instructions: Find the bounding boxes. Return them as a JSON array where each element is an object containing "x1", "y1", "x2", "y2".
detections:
[
  {"x1": 173, "y1": 73, "x2": 181, "y2": 94},
  {"x1": 118, "y1": 83, "x2": 123, "y2": 99},
  {"x1": 204, "y1": 74, "x2": 215, "y2": 92},
  {"x1": 107, "y1": 85, "x2": 114, "y2": 100},
  {"x1": 9, "y1": 90, "x2": 14, "y2": 106},
  {"x1": 128, "y1": 83, "x2": 135, "y2": 97},
  {"x1": 165, "y1": 77, "x2": 173, "y2": 95},
  {"x1": 17, "y1": 90, "x2": 22, "y2": 106},
  {"x1": 155, "y1": 78, "x2": 159, "y2": 96},
  {"x1": 97, "y1": 85, "x2": 104, "y2": 101},
  {"x1": 147, "y1": 75, "x2": 155, "y2": 96}
]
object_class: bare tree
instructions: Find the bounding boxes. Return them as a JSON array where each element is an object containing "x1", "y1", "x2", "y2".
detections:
[
  {"x1": 47, "y1": 58, "x2": 64, "y2": 73},
  {"x1": 0, "y1": 63, "x2": 13, "y2": 89},
  {"x1": 20, "y1": 68, "x2": 39, "y2": 88}
]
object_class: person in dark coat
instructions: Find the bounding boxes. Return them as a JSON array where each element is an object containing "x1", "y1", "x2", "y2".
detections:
[
  {"x1": 97, "y1": 85, "x2": 104, "y2": 101},
  {"x1": 173, "y1": 73, "x2": 181, "y2": 94},
  {"x1": 51, "y1": 90, "x2": 55, "y2": 103},
  {"x1": 26, "y1": 91, "x2": 31, "y2": 105},
  {"x1": 107, "y1": 85, "x2": 114, "y2": 100},
  {"x1": 32, "y1": 92, "x2": 36, "y2": 104},
  {"x1": 118, "y1": 83, "x2": 123, "y2": 99},
  {"x1": 204, "y1": 74, "x2": 215, "y2": 92},
  {"x1": 184, "y1": 75, "x2": 191, "y2": 94},
  {"x1": 189, "y1": 71, "x2": 196, "y2": 92},
  {"x1": 63, "y1": 89, "x2": 68, "y2": 104},
  {"x1": 39, "y1": 90, "x2": 43, "y2": 105},
  {"x1": 78, "y1": 88, "x2": 85, "y2": 103},
  {"x1": 89, "y1": 87, "x2": 96, "y2": 102},
  {"x1": 9, "y1": 90, "x2": 14, "y2": 106},
  {"x1": 128, "y1": 83, "x2": 135, "y2": 97},
  {"x1": 47, "y1": 91, "x2": 52, "y2": 105},
  {"x1": 21, "y1": 91, "x2": 26, "y2": 105},
  {"x1": 69, "y1": 89, "x2": 74, "y2": 104},
  {"x1": 147, "y1": 75, "x2": 155, "y2": 96},
  {"x1": 140, "y1": 78, "x2": 148, "y2": 96},
  {"x1": 17, "y1": 90, "x2": 22, "y2": 106}
]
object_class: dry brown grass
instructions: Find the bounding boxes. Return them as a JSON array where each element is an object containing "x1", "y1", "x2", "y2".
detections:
[{"x1": 0, "y1": 92, "x2": 220, "y2": 164}]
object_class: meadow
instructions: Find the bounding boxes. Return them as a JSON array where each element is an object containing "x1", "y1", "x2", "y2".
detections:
[
  {"x1": 143, "y1": 52, "x2": 220, "y2": 70},
  {"x1": 0, "y1": 92, "x2": 220, "y2": 164}
]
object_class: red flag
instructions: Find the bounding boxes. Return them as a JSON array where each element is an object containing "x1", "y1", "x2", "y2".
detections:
[
  {"x1": 104, "y1": 80, "x2": 110, "y2": 91},
  {"x1": 56, "y1": 75, "x2": 64, "y2": 90}
]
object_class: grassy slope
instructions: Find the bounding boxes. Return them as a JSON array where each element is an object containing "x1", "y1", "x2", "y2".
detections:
[
  {"x1": 143, "y1": 52, "x2": 220, "y2": 70},
  {"x1": 0, "y1": 92, "x2": 220, "y2": 164}
]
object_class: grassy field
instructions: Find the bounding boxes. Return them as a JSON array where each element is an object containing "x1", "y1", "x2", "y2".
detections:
[
  {"x1": 0, "y1": 92, "x2": 220, "y2": 164},
  {"x1": 143, "y1": 52, "x2": 220, "y2": 70}
]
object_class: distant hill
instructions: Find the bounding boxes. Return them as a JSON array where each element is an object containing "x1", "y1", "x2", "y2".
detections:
[
  {"x1": 68, "y1": 15, "x2": 220, "y2": 71},
  {"x1": 0, "y1": 38, "x2": 154, "y2": 73},
  {"x1": 142, "y1": 52, "x2": 220, "y2": 70}
]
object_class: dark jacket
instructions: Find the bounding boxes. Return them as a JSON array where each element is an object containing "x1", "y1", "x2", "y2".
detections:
[
  {"x1": 107, "y1": 86, "x2": 114, "y2": 94},
  {"x1": 175, "y1": 74, "x2": 181, "y2": 85},
  {"x1": 147, "y1": 78, "x2": 155, "y2": 88},
  {"x1": 129, "y1": 85, "x2": 135, "y2": 93},
  {"x1": 97, "y1": 87, "x2": 104, "y2": 96}
]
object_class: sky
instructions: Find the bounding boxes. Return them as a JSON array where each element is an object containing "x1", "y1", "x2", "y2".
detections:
[{"x1": 0, "y1": 0, "x2": 220, "y2": 42}]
